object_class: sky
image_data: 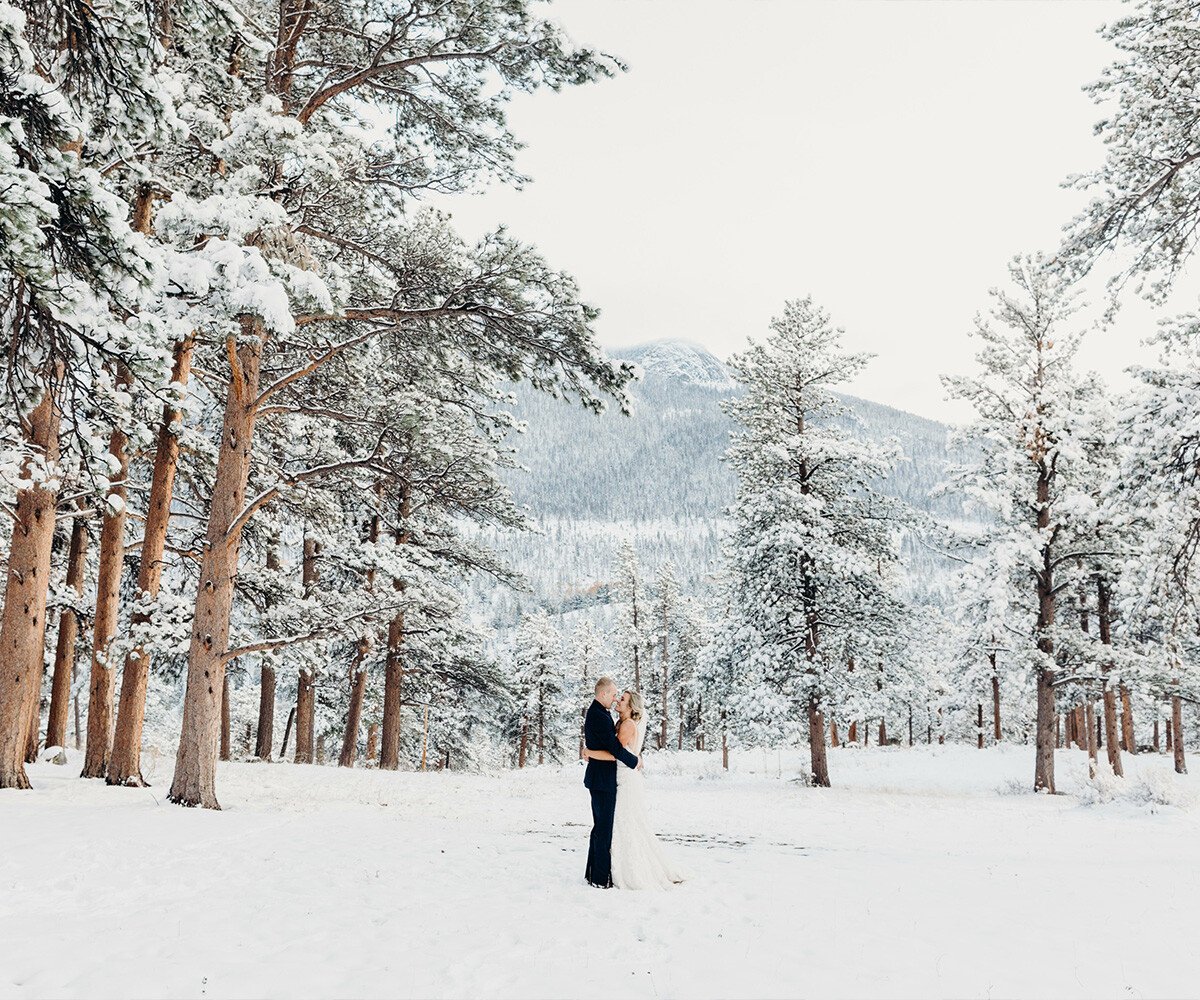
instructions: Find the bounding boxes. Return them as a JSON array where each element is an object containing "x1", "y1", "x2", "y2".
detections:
[{"x1": 436, "y1": 0, "x2": 1197, "y2": 423}]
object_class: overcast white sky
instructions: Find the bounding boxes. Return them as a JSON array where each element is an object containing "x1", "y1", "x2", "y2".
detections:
[{"x1": 438, "y1": 0, "x2": 1197, "y2": 423}]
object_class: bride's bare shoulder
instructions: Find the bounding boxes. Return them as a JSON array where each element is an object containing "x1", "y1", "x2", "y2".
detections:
[{"x1": 618, "y1": 718, "x2": 636, "y2": 739}]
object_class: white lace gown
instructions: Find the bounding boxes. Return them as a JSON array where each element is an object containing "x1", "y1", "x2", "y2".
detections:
[{"x1": 611, "y1": 719, "x2": 687, "y2": 890}]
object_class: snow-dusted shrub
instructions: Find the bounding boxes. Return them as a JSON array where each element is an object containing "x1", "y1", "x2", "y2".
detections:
[{"x1": 1075, "y1": 762, "x2": 1196, "y2": 811}]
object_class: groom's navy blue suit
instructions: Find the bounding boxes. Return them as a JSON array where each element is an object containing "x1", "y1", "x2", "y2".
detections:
[{"x1": 583, "y1": 698, "x2": 639, "y2": 888}]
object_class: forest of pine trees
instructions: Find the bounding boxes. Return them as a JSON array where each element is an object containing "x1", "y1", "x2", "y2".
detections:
[{"x1": 5, "y1": 0, "x2": 1200, "y2": 810}]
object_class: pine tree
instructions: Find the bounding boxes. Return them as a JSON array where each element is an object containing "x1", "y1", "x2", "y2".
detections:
[
  {"x1": 719, "y1": 297, "x2": 908, "y2": 787},
  {"x1": 1059, "y1": 0, "x2": 1200, "y2": 303},
  {"x1": 0, "y1": 2, "x2": 165, "y2": 788},
  {"x1": 611, "y1": 540, "x2": 647, "y2": 692},
  {"x1": 512, "y1": 610, "x2": 566, "y2": 766},
  {"x1": 942, "y1": 256, "x2": 1099, "y2": 793}
]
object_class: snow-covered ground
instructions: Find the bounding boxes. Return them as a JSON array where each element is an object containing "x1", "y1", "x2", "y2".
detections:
[{"x1": 3, "y1": 744, "x2": 1197, "y2": 999}]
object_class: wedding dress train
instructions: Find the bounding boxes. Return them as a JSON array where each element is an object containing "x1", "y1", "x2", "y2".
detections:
[{"x1": 610, "y1": 719, "x2": 687, "y2": 890}]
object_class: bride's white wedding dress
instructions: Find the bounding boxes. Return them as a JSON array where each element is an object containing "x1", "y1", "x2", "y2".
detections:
[{"x1": 611, "y1": 718, "x2": 687, "y2": 890}]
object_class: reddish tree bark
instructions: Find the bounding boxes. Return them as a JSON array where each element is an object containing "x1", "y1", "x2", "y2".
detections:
[
  {"x1": 1096, "y1": 578, "x2": 1124, "y2": 776},
  {"x1": 1172, "y1": 694, "x2": 1186, "y2": 774},
  {"x1": 255, "y1": 665, "x2": 276, "y2": 761},
  {"x1": 294, "y1": 669, "x2": 315, "y2": 764},
  {"x1": 1085, "y1": 700, "x2": 1098, "y2": 778},
  {"x1": 46, "y1": 514, "x2": 89, "y2": 750},
  {"x1": 1120, "y1": 686, "x2": 1136, "y2": 754},
  {"x1": 380, "y1": 490, "x2": 411, "y2": 771},
  {"x1": 82, "y1": 372, "x2": 132, "y2": 779},
  {"x1": 169, "y1": 319, "x2": 266, "y2": 808},
  {"x1": 808, "y1": 697, "x2": 829, "y2": 787},
  {"x1": 0, "y1": 389, "x2": 62, "y2": 789},
  {"x1": 220, "y1": 674, "x2": 231, "y2": 761},
  {"x1": 108, "y1": 336, "x2": 195, "y2": 786},
  {"x1": 339, "y1": 651, "x2": 368, "y2": 768}
]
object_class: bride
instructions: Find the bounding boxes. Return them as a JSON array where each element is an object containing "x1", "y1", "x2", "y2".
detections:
[{"x1": 582, "y1": 690, "x2": 686, "y2": 890}]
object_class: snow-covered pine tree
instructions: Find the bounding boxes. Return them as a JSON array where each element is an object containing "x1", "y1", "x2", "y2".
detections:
[
  {"x1": 650, "y1": 560, "x2": 681, "y2": 749},
  {"x1": 511, "y1": 609, "x2": 567, "y2": 767},
  {"x1": 719, "y1": 297, "x2": 908, "y2": 787},
  {"x1": 1059, "y1": 0, "x2": 1200, "y2": 303},
  {"x1": 611, "y1": 540, "x2": 647, "y2": 693},
  {"x1": 941, "y1": 255, "x2": 1100, "y2": 793},
  {"x1": 0, "y1": 2, "x2": 168, "y2": 788},
  {"x1": 1114, "y1": 315, "x2": 1200, "y2": 772},
  {"x1": 567, "y1": 620, "x2": 613, "y2": 754},
  {"x1": 159, "y1": 2, "x2": 635, "y2": 807}
]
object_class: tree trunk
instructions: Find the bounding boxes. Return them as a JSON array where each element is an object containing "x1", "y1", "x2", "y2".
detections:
[
  {"x1": 168, "y1": 319, "x2": 265, "y2": 808},
  {"x1": 537, "y1": 696, "x2": 545, "y2": 766},
  {"x1": 1035, "y1": 670, "x2": 1056, "y2": 793},
  {"x1": 977, "y1": 704, "x2": 984, "y2": 749},
  {"x1": 720, "y1": 709, "x2": 728, "y2": 771},
  {"x1": 659, "y1": 611, "x2": 669, "y2": 750},
  {"x1": 0, "y1": 388, "x2": 62, "y2": 789},
  {"x1": 74, "y1": 693, "x2": 81, "y2": 750},
  {"x1": 1172, "y1": 694, "x2": 1186, "y2": 774},
  {"x1": 908, "y1": 703, "x2": 913, "y2": 747},
  {"x1": 990, "y1": 651, "x2": 1001, "y2": 742},
  {"x1": 280, "y1": 705, "x2": 296, "y2": 760},
  {"x1": 379, "y1": 502, "x2": 410, "y2": 771},
  {"x1": 255, "y1": 665, "x2": 276, "y2": 760},
  {"x1": 1032, "y1": 463, "x2": 1057, "y2": 793},
  {"x1": 1120, "y1": 686, "x2": 1136, "y2": 754},
  {"x1": 848, "y1": 721, "x2": 857, "y2": 744},
  {"x1": 1166, "y1": 711, "x2": 1174, "y2": 752},
  {"x1": 219, "y1": 674, "x2": 231, "y2": 762},
  {"x1": 1085, "y1": 700, "x2": 1098, "y2": 778},
  {"x1": 339, "y1": 660, "x2": 368, "y2": 767},
  {"x1": 878, "y1": 718, "x2": 887, "y2": 746},
  {"x1": 108, "y1": 336, "x2": 195, "y2": 786},
  {"x1": 315, "y1": 734, "x2": 325, "y2": 764},
  {"x1": 1153, "y1": 718, "x2": 1160, "y2": 753},
  {"x1": 380, "y1": 611, "x2": 404, "y2": 770},
  {"x1": 46, "y1": 514, "x2": 88, "y2": 750},
  {"x1": 366, "y1": 722, "x2": 379, "y2": 764},
  {"x1": 294, "y1": 669, "x2": 315, "y2": 764},
  {"x1": 807, "y1": 697, "x2": 830, "y2": 787},
  {"x1": 1096, "y1": 579, "x2": 1124, "y2": 777},
  {"x1": 830, "y1": 719, "x2": 839, "y2": 748},
  {"x1": 81, "y1": 395, "x2": 131, "y2": 780},
  {"x1": 420, "y1": 705, "x2": 428, "y2": 771},
  {"x1": 1074, "y1": 704, "x2": 1087, "y2": 751}
]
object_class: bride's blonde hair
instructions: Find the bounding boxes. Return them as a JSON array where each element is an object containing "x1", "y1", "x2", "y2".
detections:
[{"x1": 625, "y1": 690, "x2": 645, "y2": 722}]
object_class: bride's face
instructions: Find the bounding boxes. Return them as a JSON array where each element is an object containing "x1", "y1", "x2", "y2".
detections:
[{"x1": 617, "y1": 692, "x2": 631, "y2": 719}]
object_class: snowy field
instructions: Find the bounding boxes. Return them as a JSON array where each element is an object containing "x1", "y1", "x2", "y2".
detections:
[{"x1": 3, "y1": 745, "x2": 1198, "y2": 1000}]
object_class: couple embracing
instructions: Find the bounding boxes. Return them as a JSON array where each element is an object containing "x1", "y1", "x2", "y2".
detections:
[{"x1": 581, "y1": 677, "x2": 686, "y2": 890}]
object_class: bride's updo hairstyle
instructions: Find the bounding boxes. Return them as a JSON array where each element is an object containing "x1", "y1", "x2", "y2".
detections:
[{"x1": 626, "y1": 690, "x2": 645, "y2": 722}]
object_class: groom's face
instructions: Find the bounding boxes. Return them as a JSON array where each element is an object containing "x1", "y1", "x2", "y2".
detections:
[{"x1": 600, "y1": 684, "x2": 618, "y2": 710}]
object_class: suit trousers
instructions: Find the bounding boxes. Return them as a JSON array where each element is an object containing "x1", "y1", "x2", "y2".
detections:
[{"x1": 585, "y1": 786, "x2": 617, "y2": 887}]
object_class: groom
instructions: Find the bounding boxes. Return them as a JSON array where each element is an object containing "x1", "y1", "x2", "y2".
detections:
[{"x1": 582, "y1": 677, "x2": 639, "y2": 888}]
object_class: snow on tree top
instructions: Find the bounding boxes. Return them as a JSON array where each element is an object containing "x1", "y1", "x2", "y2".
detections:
[{"x1": 614, "y1": 339, "x2": 736, "y2": 389}]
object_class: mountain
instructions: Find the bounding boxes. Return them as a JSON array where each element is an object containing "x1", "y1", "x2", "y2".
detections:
[
  {"x1": 472, "y1": 340, "x2": 965, "y2": 621},
  {"x1": 619, "y1": 339, "x2": 738, "y2": 389}
]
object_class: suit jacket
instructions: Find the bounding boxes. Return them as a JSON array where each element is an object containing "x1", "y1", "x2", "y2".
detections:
[{"x1": 583, "y1": 699, "x2": 639, "y2": 791}]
